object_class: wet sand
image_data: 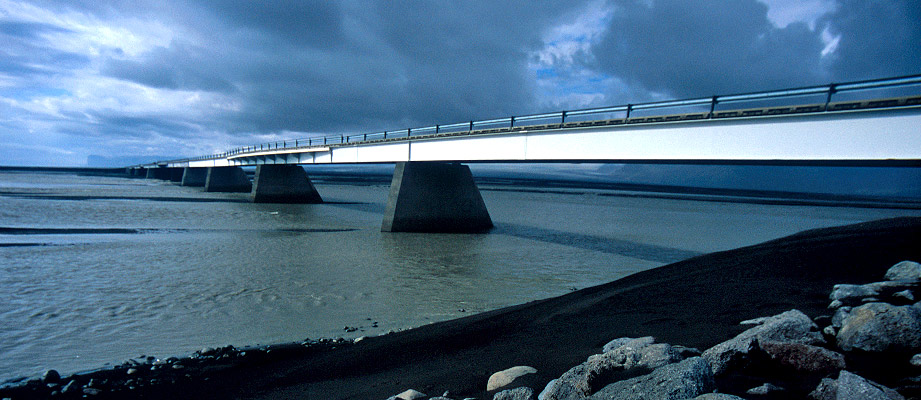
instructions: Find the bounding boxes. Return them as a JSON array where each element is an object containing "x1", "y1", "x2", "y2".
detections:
[{"x1": 3, "y1": 217, "x2": 920, "y2": 399}]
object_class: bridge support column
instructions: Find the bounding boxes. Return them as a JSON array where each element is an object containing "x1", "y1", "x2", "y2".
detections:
[
  {"x1": 382, "y1": 162, "x2": 492, "y2": 233},
  {"x1": 250, "y1": 165, "x2": 323, "y2": 203},
  {"x1": 146, "y1": 167, "x2": 170, "y2": 180},
  {"x1": 181, "y1": 167, "x2": 207, "y2": 187},
  {"x1": 205, "y1": 166, "x2": 252, "y2": 192}
]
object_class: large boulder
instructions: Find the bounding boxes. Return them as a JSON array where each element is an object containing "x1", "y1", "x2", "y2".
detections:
[
  {"x1": 587, "y1": 357, "x2": 715, "y2": 400},
  {"x1": 494, "y1": 386, "x2": 535, "y2": 400},
  {"x1": 836, "y1": 302, "x2": 921, "y2": 353},
  {"x1": 542, "y1": 337, "x2": 689, "y2": 400},
  {"x1": 693, "y1": 394, "x2": 745, "y2": 400},
  {"x1": 885, "y1": 261, "x2": 921, "y2": 282},
  {"x1": 759, "y1": 341, "x2": 846, "y2": 376},
  {"x1": 829, "y1": 284, "x2": 880, "y2": 307},
  {"x1": 488, "y1": 366, "x2": 538, "y2": 391},
  {"x1": 809, "y1": 370, "x2": 904, "y2": 400},
  {"x1": 702, "y1": 310, "x2": 824, "y2": 377}
]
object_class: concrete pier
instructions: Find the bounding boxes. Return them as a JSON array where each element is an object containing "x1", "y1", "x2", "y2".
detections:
[
  {"x1": 180, "y1": 167, "x2": 207, "y2": 187},
  {"x1": 146, "y1": 167, "x2": 171, "y2": 180},
  {"x1": 205, "y1": 166, "x2": 252, "y2": 192},
  {"x1": 382, "y1": 162, "x2": 492, "y2": 233},
  {"x1": 250, "y1": 165, "x2": 323, "y2": 203}
]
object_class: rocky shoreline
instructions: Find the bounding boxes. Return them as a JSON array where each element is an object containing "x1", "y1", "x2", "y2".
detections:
[{"x1": 2, "y1": 217, "x2": 921, "y2": 399}]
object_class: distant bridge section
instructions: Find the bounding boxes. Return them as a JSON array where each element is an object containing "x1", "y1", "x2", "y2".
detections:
[{"x1": 130, "y1": 75, "x2": 921, "y2": 232}]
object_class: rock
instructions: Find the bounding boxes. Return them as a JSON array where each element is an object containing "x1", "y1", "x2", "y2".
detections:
[
  {"x1": 746, "y1": 382, "x2": 784, "y2": 396},
  {"x1": 494, "y1": 386, "x2": 535, "y2": 400},
  {"x1": 83, "y1": 387, "x2": 102, "y2": 396},
  {"x1": 703, "y1": 309, "x2": 824, "y2": 377},
  {"x1": 488, "y1": 366, "x2": 538, "y2": 391},
  {"x1": 823, "y1": 326, "x2": 836, "y2": 337},
  {"x1": 41, "y1": 370, "x2": 60, "y2": 384},
  {"x1": 603, "y1": 337, "x2": 644, "y2": 353},
  {"x1": 911, "y1": 354, "x2": 921, "y2": 367},
  {"x1": 538, "y1": 379, "x2": 557, "y2": 400},
  {"x1": 388, "y1": 389, "x2": 427, "y2": 400},
  {"x1": 693, "y1": 394, "x2": 746, "y2": 400},
  {"x1": 830, "y1": 284, "x2": 879, "y2": 307},
  {"x1": 543, "y1": 337, "x2": 687, "y2": 399},
  {"x1": 809, "y1": 378, "x2": 837, "y2": 400},
  {"x1": 809, "y1": 371, "x2": 907, "y2": 400},
  {"x1": 588, "y1": 357, "x2": 715, "y2": 400},
  {"x1": 885, "y1": 261, "x2": 921, "y2": 282},
  {"x1": 837, "y1": 302, "x2": 921, "y2": 353},
  {"x1": 61, "y1": 380, "x2": 80, "y2": 394},
  {"x1": 831, "y1": 307, "x2": 852, "y2": 329},
  {"x1": 894, "y1": 290, "x2": 915, "y2": 302},
  {"x1": 759, "y1": 341, "x2": 846, "y2": 376}
]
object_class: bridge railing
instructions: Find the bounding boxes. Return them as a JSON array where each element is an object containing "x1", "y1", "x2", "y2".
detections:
[{"x1": 144, "y1": 74, "x2": 921, "y2": 167}]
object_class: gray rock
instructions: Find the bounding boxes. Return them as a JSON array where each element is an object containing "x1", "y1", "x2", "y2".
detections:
[
  {"x1": 588, "y1": 357, "x2": 715, "y2": 400},
  {"x1": 830, "y1": 284, "x2": 879, "y2": 307},
  {"x1": 693, "y1": 394, "x2": 745, "y2": 400},
  {"x1": 835, "y1": 370, "x2": 904, "y2": 400},
  {"x1": 911, "y1": 353, "x2": 921, "y2": 367},
  {"x1": 893, "y1": 290, "x2": 915, "y2": 302},
  {"x1": 488, "y1": 366, "x2": 538, "y2": 391},
  {"x1": 494, "y1": 386, "x2": 535, "y2": 400},
  {"x1": 831, "y1": 307, "x2": 852, "y2": 329},
  {"x1": 746, "y1": 382, "x2": 784, "y2": 396},
  {"x1": 387, "y1": 389, "x2": 426, "y2": 400},
  {"x1": 837, "y1": 302, "x2": 921, "y2": 353},
  {"x1": 823, "y1": 325, "x2": 836, "y2": 337},
  {"x1": 538, "y1": 379, "x2": 557, "y2": 400},
  {"x1": 760, "y1": 341, "x2": 846, "y2": 375},
  {"x1": 809, "y1": 377, "x2": 837, "y2": 400},
  {"x1": 61, "y1": 380, "x2": 80, "y2": 395},
  {"x1": 603, "y1": 337, "x2": 645, "y2": 354},
  {"x1": 702, "y1": 309, "x2": 824, "y2": 376},
  {"x1": 543, "y1": 338, "x2": 687, "y2": 399},
  {"x1": 885, "y1": 261, "x2": 921, "y2": 282}
]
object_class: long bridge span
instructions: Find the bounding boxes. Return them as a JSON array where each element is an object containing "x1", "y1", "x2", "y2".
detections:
[{"x1": 130, "y1": 75, "x2": 921, "y2": 232}]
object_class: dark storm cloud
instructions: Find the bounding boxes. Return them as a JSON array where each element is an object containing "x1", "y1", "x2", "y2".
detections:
[
  {"x1": 4, "y1": 0, "x2": 920, "y2": 167},
  {"x1": 822, "y1": 0, "x2": 921, "y2": 81},
  {"x1": 181, "y1": 0, "x2": 589, "y2": 134},
  {"x1": 102, "y1": 44, "x2": 236, "y2": 92},
  {"x1": 591, "y1": 0, "x2": 828, "y2": 100},
  {"x1": 0, "y1": 21, "x2": 90, "y2": 80}
]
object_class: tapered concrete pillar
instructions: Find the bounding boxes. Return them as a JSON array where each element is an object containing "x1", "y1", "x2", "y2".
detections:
[
  {"x1": 205, "y1": 166, "x2": 252, "y2": 192},
  {"x1": 382, "y1": 162, "x2": 492, "y2": 233},
  {"x1": 181, "y1": 167, "x2": 207, "y2": 187},
  {"x1": 146, "y1": 167, "x2": 170, "y2": 180},
  {"x1": 251, "y1": 165, "x2": 323, "y2": 203}
]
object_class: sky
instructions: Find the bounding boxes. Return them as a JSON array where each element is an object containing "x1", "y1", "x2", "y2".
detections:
[{"x1": 0, "y1": 0, "x2": 919, "y2": 173}]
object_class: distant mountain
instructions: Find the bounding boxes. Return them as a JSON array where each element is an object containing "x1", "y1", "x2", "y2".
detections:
[{"x1": 86, "y1": 155, "x2": 182, "y2": 167}]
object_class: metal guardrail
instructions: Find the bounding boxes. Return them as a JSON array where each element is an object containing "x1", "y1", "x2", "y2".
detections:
[{"x1": 138, "y1": 74, "x2": 921, "y2": 167}]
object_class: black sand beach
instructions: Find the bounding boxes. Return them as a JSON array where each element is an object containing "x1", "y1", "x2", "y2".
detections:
[{"x1": 3, "y1": 217, "x2": 920, "y2": 399}]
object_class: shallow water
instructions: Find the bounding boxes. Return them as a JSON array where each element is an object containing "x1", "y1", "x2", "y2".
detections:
[{"x1": 1, "y1": 171, "x2": 919, "y2": 382}]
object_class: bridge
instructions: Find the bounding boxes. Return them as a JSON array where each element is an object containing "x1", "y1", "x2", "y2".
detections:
[{"x1": 129, "y1": 75, "x2": 921, "y2": 232}]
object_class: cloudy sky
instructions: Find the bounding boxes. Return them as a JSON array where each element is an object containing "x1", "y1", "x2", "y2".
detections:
[{"x1": 0, "y1": 0, "x2": 918, "y2": 167}]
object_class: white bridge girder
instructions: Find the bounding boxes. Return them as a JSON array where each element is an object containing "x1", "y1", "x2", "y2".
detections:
[{"x1": 189, "y1": 106, "x2": 921, "y2": 168}]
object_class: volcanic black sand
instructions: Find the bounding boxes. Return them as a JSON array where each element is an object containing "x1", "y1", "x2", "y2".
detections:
[{"x1": 3, "y1": 217, "x2": 921, "y2": 399}]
